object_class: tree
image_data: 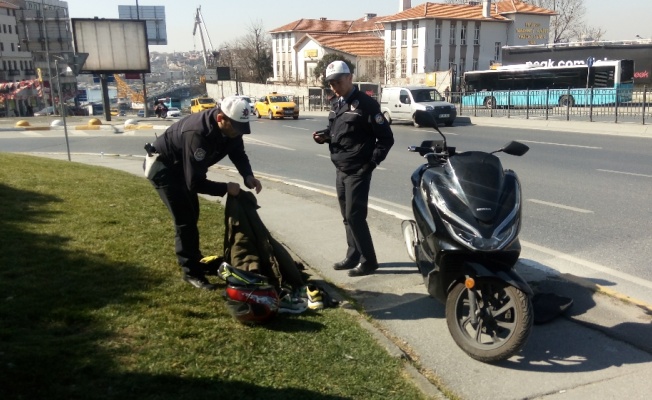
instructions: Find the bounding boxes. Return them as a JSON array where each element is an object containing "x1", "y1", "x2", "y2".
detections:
[
  {"x1": 216, "y1": 20, "x2": 273, "y2": 84},
  {"x1": 444, "y1": 0, "x2": 604, "y2": 43},
  {"x1": 313, "y1": 54, "x2": 356, "y2": 88}
]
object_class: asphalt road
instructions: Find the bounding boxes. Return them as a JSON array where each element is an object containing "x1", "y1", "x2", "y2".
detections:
[{"x1": 2, "y1": 114, "x2": 652, "y2": 306}]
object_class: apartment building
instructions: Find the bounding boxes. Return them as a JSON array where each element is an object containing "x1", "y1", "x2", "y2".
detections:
[{"x1": 268, "y1": 0, "x2": 555, "y2": 87}]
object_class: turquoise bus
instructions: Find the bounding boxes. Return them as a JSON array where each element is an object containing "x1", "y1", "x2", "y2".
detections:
[
  {"x1": 158, "y1": 97, "x2": 181, "y2": 109},
  {"x1": 461, "y1": 59, "x2": 634, "y2": 109}
]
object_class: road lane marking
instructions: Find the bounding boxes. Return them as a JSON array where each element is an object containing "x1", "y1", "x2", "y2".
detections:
[
  {"x1": 527, "y1": 199, "x2": 593, "y2": 213},
  {"x1": 598, "y1": 169, "x2": 652, "y2": 178},
  {"x1": 410, "y1": 129, "x2": 458, "y2": 135},
  {"x1": 282, "y1": 125, "x2": 310, "y2": 131},
  {"x1": 519, "y1": 140, "x2": 601, "y2": 150},
  {"x1": 243, "y1": 137, "x2": 295, "y2": 151}
]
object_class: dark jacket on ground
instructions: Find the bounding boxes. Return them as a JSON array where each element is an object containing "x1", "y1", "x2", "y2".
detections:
[
  {"x1": 223, "y1": 191, "x2": 304, "y2": 290},
  {"x1": 325, "y1": 87, "x2": 394, "y2": 173},
  {"x1": 152, "y1": 108, "x2": 254, "y2": 197}
]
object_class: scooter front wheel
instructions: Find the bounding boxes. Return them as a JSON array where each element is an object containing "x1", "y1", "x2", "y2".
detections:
[{"x1": 446, "y1": 278, "x2": 533, "y2": 363}]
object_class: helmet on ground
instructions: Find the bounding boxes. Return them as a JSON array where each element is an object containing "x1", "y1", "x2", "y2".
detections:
[{"x1": 225, "y1": 284, "x2": 279, "y2": 325}]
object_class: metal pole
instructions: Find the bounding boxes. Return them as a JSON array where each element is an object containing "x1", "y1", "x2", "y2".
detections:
[
  {"x1": 41, "y1": 0, "x2": 54, "y2": 109},
  {"x1": 55, "y1": 59, "x2": 71, "y2": 161},
  {"x1": 136, "y1": 0, "x2": 148, "y2": 117},
  {"x1": 643, "y1": 85, "x2": 647, "y2": 125}
]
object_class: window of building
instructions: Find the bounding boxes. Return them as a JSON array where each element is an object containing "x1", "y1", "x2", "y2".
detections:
[
  {"x1": 288, "y1": 61, "x2": 292, "y2": 78},
  {"x1": 0, "y1": 43, "x2": 3, "y2": 51},
  {"x1": 494, "y1": 42, "x2": 501, "y2": 61},
  {"x1": 472, "y1": 58, "x2": 479, "y2": 70},
  {"x1": 10, "y1": 43, "x2": 14, "y2": 51},
  {"x1": 434, "y1": 57, "x2": 440, "y2": 71},
  {"x1": 401, "y1": 58, "x2": 407, "y2": 77},
  {"x1": 459, "y1": 58, "x2": 466, "y2": 74},
  {"x1": 474, "y1": 26, "x2": 480, "y2": 45},
  {"x1": 435, "y1": 23, "x2": 441, "y2": 45},
  {"x1": 20, "y1": 60, "x2": 23, "y2": 69},
  {"x1": 412, "y1": 21, "x2": 419, "y2": 45},
  {"x1": 460, "y1": 25, "x2": 466, "y2": 45},
  {"x1": 282, "y1": 61, "x2": 286, "y2": 76},
  {"x1": 391, "y1": 23, "x2": 396, "y2": 48},
  {"x1": 276, "y1": 61, "x2": 280, "y2": 77},
  {"x1": 2, "y1": 25, "x2": 6, "y2": 33},
  {"x1": 449, "y1": 23, "x2": 456, "y2": 45},
  {"x1": 8, "y1": 25, "x2": 11, "y2": 34},
  {"x1": 412, "y1": 58, "x2": 418, "y2": 74},
  {"x1": 401, "y1": 22, "x2": 408, "y2": 46},
  {"x1": 2, "y1": 61, "x2": 5, "y2": 70},
  {"x1": 367, "y1": 59, "x2": 377, "y2": 77},
  {"x1": 389, "y1": 58, "x2": 396, "y2": 77}
]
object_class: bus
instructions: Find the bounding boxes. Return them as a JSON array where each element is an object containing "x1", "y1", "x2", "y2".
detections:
[
  {"x1": 158, "y1": 97, "x2": 181, "y2": 109},
  {"x1": 461, "y1": 59, "x2": 634, "y2": 109}
]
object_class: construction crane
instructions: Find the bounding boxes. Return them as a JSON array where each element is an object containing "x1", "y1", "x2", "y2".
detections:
[
  {"x1": 114, "y1": 74, "x2": 144, "y2": 104},
  {"x1": 193, "y1": 6, "x2": 216, "y2": 67}
]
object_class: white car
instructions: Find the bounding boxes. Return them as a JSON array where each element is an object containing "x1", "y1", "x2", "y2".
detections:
[{"x1": 166, "y1": 107, "x2": 181, "y2": 118}]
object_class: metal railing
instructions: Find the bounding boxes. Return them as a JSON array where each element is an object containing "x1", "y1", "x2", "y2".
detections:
[{"x1": 456, "y1": 86, "x2": 652, "y2": 124}]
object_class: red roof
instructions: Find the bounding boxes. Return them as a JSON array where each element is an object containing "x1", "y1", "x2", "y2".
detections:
[{"x1": 301, "y1": 33, "x2": 385, "y2": 57}]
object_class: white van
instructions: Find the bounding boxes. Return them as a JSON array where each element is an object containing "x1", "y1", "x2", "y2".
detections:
[{"x1": 380, "y1": 86, "x2": 457, "y2": 127}]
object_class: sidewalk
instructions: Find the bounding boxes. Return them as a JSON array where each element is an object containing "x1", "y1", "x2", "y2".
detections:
[{"x1": 33, "y1": 151, "x2": 652, "y2": 400}]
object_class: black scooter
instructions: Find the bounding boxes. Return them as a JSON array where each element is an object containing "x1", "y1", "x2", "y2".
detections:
[{"x1": 402, "y1": 111, "x2": 533, "y2": 363}]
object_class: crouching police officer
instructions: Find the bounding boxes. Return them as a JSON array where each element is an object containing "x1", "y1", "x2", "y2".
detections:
[{"x1": 145, "y1": 96, "x2": 262, "y2": 290}]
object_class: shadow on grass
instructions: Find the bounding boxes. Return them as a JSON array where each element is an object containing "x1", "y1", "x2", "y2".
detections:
[{"x1": 0, "y1": 182, "x2": 342, "y2": 400}]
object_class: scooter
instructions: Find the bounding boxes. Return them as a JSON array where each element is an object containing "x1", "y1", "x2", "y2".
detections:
[{"x1": 402, "y1": 110, "x2": 533, "y2": 363}]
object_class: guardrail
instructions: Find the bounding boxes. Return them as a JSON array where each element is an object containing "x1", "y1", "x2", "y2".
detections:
[{"x1": 455, "y1": 87, "x2": 652, "y2": 124}]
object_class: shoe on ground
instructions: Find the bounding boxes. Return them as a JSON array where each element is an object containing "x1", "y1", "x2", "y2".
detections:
[
  {"x1": 278, "y1": 292, "x2": 308, "y2": 314},
  {"x1": 333, "y1": 257, "x2": 358, "y2": 270},
  {"x1": 182, "y1": 273, "x2": 218, "y2": 291},
  {"x1": 305, "y1": 284, "x2": 324, "y2": 310},
  {"x1": 348, "y1": 262, "x2": 379, "y2": 277}
]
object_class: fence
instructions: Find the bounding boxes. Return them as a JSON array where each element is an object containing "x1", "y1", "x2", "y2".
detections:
[{"x1": 456, "y1": 87, "x2": 652, "y2": 124}]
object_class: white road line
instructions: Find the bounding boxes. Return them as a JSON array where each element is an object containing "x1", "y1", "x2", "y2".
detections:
[
  {"x1": 598, "y1": 169, "x2": 652, "y2": 178},
  {"x1": 243, "y1": 137, "x2": 295, "y2": 151},
  {"x1": 519, "y1": 140, "x2": 602, "y2": 149},
  {"x1": 527, "y1": 199, "x2": 593, "y2": 213},
  {"x1": 22, "y1": 131, "x2": 44, "y2": 137},
  {"x1": 520, "y1": 240, "x2": 652, "y2": 291},
  {"x1": 282, "y1": 125, "x2": 310, "y2": 131},
  {"x1": 410, "y1": 129, "x2": 458, "y2": 135}
]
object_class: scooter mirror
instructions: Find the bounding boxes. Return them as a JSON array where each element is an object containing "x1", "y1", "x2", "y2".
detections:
[
  {"x1": 501, "y1": 141, "x2": 530, "y2": 156},
  {"x1": 413, "y1": 110, "x2": 437, "y2": 128}
]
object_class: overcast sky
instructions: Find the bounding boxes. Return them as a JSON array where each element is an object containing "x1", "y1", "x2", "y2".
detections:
[{"x1": 64, "y1": 0, "x2": 651, "y2": 53}]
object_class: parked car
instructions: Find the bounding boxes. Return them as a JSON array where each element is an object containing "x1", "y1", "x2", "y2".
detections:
[
  {"x1": 137, "y1": 109, "x2": 155, "y2": 117},
  {"x1": 254, "y1": 93, "x2": 299, "y2": 120},
  {"x1": 166, "y1": 107, "x2": 181, "y2": 117}
]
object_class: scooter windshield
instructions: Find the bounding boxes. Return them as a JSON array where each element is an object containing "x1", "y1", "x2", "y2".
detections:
[{"x1": 427, "y1": 151, "x2": 520, "y2": 250}]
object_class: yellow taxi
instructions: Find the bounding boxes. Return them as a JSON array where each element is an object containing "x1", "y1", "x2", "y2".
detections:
[
  {"x1": 110, "y1": 108, "x2": 119, "y2": 116},
  {"x1": 254, "y1": 93, "x2": 299, "y2": 120},
  {"x1": 190, "y1": 97, "x2": 217, "y2": 114}
]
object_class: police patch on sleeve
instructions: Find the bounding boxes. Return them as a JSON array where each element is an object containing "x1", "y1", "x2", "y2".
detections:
[
  {"x1": 374, "y1": 113, "x2": 385, "y2": 125},
  {"x1": 194, "y1": 148, "x2": 206, "y2": 161}
]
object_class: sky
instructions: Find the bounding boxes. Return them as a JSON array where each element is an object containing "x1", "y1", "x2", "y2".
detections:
[{"x1": 64, "y1": 0, "x2": 652, "y2": 53}]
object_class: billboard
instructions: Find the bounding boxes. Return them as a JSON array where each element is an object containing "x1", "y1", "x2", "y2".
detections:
[
  {"x1": 72, "y1": 19, "x2": 151, "y2": 73},
  {"x1": 118, "y1": 5, "x2": 167, "y2": 46}
]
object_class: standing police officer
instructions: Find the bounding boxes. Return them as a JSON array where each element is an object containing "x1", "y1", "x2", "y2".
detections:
[
  {"x1": 313, "y1": 60, "x2": 394, "y2": 277},
  {"x1": 146, "y1": 96, "x2": 262, "y2": 290}
]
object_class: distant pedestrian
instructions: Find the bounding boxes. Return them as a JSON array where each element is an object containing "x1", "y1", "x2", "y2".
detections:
[
  {"x1": 312, "y1": 60, "x2": 394, "y2": 277},
  {"x1": 444, "y1": 86, "x2": 451, "y2": 102}
]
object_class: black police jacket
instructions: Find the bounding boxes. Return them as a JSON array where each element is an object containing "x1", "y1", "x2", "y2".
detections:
[
  {"x1": 152, "y1": 108, "x2": 254, "y2": 196},
  {"x1": 325, "y1": 87, "x2": 394, "y2": 173}
]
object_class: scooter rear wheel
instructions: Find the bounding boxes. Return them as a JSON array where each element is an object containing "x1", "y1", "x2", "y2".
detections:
[{"x1": 446, "y1": 278, "x2": 533, "y2": 363}]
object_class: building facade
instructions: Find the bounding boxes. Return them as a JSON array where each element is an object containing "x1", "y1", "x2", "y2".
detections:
[{"x1": 268, "y1": 0, "x2": 555, "y2": 88}]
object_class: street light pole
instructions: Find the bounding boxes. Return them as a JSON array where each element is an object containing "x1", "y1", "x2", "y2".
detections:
[
  {"x1": 54, "y1": 58, "x2": 71, "y2": 161},
  {"x1": 41, "y1": 0, "x2": 55, "y2": 109},
  {"x1": 136, "y1": 0, "x2": 149, "y2": 117}
]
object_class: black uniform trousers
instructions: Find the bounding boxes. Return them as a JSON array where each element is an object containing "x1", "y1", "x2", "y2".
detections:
[
  {"x1": 149, "y1": 164, "x2": 205, "y2": 276},
  {"x1": 335, "y1": 167, "x2": 377, "y2": 266}
]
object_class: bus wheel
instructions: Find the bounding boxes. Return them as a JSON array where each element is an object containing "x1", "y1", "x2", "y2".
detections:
[
  {"x1": 484, "y1": 97, "x2": 496, "y2": 109},
  {"x1": 559, "y1": 95, "x2": 575, "y2": 107}
]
